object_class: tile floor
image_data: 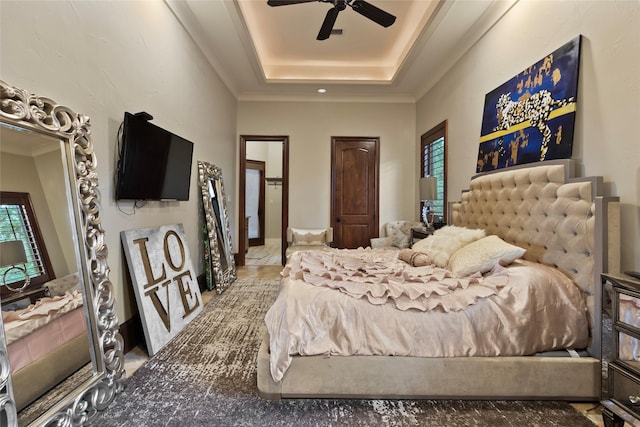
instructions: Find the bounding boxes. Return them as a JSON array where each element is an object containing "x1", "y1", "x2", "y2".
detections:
[
  {"x1": 245, "y1": 239, "x2": 282, "y2": 265},
  {"x1": 123, "y1": 265, "x2": 611, "y2": 426}
]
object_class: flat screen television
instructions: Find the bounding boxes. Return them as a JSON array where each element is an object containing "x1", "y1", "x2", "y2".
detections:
[{"x1": 116, "y1": 112, "x2": 194, "y2": 201}]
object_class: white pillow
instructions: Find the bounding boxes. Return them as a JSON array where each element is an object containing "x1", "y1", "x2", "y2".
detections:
[
  {"x1": 448, "y1": 235, "x2": 527, "y2": 277},
  {"x1": 412, "y1": 225, "x2": 485, "y2": 268}
]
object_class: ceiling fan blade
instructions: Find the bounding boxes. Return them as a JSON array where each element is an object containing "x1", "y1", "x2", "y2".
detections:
[
  {"x1": 267, "y1": 0, "x2": 318, "y2": 6},
  {"x1": 317, "y1": 7, "x2": 339, "y2": 40},
  {"x1": 350, "y1": 0, "x2": 396, "y2": 27}
]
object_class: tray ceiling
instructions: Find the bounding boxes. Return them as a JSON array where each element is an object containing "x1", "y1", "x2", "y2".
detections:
[{"x1": 165, "y1": 0, "x2": 517, "y2": 101}]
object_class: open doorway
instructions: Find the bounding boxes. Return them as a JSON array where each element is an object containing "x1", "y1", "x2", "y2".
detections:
[{"x1": 238, "y1": 135, "x2": 289, "y2": 266}]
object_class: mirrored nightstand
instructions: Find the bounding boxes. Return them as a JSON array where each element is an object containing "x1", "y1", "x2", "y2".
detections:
[{"x1": 602, "y1": 273, "x2": 640, "y2": 427}]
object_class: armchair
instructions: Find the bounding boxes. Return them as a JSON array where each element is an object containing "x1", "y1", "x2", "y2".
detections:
[{"x1": 370, "y1": 221, "x2": 425, "y2": 249}]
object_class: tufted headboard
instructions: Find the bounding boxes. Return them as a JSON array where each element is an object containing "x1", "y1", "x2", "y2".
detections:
[{"x1": 449, "y1": 160, "x2": 620, "y2": 357}]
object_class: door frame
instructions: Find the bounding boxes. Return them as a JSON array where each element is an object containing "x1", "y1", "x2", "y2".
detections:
[{"x1": 238, "y1": 135, "x2": 289, "y2": 266}]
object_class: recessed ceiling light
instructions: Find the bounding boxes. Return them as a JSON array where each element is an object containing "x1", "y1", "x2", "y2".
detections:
[{"x1": 317, "y1": 88, "x2": 327, "y2": 93}]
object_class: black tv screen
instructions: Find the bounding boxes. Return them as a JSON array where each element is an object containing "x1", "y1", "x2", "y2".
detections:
[{"x1": 116, "y1": 112, "x2": 194, "y2": 201}]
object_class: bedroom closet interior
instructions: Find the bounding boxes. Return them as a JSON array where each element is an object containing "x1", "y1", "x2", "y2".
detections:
[{"x1": 243, "y1": 137, "x2": 287, "y2": 266}]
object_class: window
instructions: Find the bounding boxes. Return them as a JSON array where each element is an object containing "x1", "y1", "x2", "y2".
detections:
[
  {"x1": 420, "y1": 121, "x2": 447, "y2": 222},
  {"x1": 0, "y1": 192, "x2": 54, "y2": 298}
]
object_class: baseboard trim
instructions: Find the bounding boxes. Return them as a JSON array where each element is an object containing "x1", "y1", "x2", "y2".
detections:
[
  {"x1": 119, "y1": 313, "x2": 144, "y2": 355},
  {"x1": 120, "y1": 272, "x2": 208, "y2": 354}
]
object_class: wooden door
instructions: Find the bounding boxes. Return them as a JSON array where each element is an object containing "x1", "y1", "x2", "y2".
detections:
[{"x1": 331, "y1": 137, "x2": 379, "y2": 249}]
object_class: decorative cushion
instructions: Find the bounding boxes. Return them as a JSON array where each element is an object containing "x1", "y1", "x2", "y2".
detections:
[
  {"x1": 412, "y1": 225, "x2": 485, "y2": 268},
  {"x1": 385, "y1": 221, "x2": 423, "y2": 248},
  {"x1": 448, "y1": 235, "x2": 527, "y2": 277},
  {"x1": 45, "y1": 272, "x2": 81, "y2": 296},
  {"x1": 291, "y1": 228, "x2": 327, "y2": 246},
  {"x1": 398, "y1": 249, "x2": 431, "y2": 267}
]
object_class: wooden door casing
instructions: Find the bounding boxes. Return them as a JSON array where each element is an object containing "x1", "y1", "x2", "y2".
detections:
[{"x1": 330, "y1": 137, "x2": 379, "y2": 249}]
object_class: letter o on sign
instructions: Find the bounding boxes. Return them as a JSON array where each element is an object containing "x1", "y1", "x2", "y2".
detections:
[{"x1": 164, "y1": 229, "x2": 186, "y2": 272}]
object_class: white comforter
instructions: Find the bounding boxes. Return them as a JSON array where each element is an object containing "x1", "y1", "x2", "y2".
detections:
[{"x1": 265, "y1": 249, "x2": 589, "y2": 382}]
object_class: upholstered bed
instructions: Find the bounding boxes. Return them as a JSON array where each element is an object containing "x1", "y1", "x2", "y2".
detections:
[
  {"x1": 257, "y1": 160, "x2": 620, "y2": 401},
  {"x1": 2, "y1": 274, "x2": 91, "y2": 411}
]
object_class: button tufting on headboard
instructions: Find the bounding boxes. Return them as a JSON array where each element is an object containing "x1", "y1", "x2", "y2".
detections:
[
  {"x1": 449, "y1": 161, "x2": 621, "y2": 361},
  {"x1": 452, "y1": 162, "x2": 597, "y2": 296}
]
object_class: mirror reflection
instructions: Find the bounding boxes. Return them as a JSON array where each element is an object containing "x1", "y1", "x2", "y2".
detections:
[
  {"x1": 208, "y1": 178, "x2": 229, "y2": 271},
  {"x1": 0, "y1": 79, "x2": 123, "y2": 426},
  {"x1": 0, "y1": 126, "x2": 94, "y2": 425},
  {"x1": 198, "y1": 160, "x2": 236, "y2": 293}
]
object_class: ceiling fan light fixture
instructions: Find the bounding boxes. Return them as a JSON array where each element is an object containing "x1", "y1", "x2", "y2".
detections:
[{"x1": 267, "y1": 0, "x2": 395, "y2": 40}]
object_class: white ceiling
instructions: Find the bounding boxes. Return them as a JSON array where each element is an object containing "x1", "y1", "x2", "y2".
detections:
[
  {"x1": 0, "y1": 124, "x2": 61, "y2": 157},
  {"x1": 165, "y1": 0, "x2": 517, "y2": 101}
]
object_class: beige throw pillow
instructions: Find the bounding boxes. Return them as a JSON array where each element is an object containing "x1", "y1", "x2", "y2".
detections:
[
  {"x1": 398, "y1": 249, "x2": 431, "y2": 267},
  {"x1": 292, "y1": 228, "x2": 326, "y2": 246},
  {"x1": 448, "y1": 235, "x2": 527, "y2": 277}
]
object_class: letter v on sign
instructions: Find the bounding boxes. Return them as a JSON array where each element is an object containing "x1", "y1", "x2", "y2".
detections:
[{"x1": 143, "y1": 279, "x2": 172, "y2": 332}]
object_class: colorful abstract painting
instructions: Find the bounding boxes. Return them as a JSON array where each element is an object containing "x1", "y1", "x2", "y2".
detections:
[{"x1": 477, "y1": 35, "x2": 581, "y2": 172}]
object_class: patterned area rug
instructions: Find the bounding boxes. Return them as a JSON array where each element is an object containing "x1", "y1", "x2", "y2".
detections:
[{"x1": 91, "y1": 278, "x2": 595, "y2": 426}]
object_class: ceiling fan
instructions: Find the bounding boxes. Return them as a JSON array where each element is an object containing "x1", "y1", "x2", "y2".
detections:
[{"x1": 267, "y1": 0, "x2": 396, "y2": 40}]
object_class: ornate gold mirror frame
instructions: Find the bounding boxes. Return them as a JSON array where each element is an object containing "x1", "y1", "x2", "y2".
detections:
[
  {"x1": 0, "y1": 80, "x2": 124, "y2": 425},
  {"x1": 197, "y1": 160, "x2": 236, "y2": 294}
]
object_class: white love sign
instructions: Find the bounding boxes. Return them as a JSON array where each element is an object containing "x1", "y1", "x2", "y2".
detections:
[{"x1": 121, "y1": 223, "x2": 202, "y2": 356}]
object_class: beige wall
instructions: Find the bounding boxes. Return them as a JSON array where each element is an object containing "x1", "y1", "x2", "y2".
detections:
[
  {"x1": 1, "y1": 1, "x2": 237, "y2": 322},
  {"x1": 33, "y1": 148, "x2": 77, "y2": 275},
  {"x1": 237, "y1": 101, "x2": 417, "y2": 234},
  {"x1": 264, "y1": 142, "x2": 284, "y2": 240},
  {"x1": 416, "y1": 0, "x2": 640, "y2": 272},
  {"x1": 0, "y1": 151, "x2": 70, "y2": 277}
]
